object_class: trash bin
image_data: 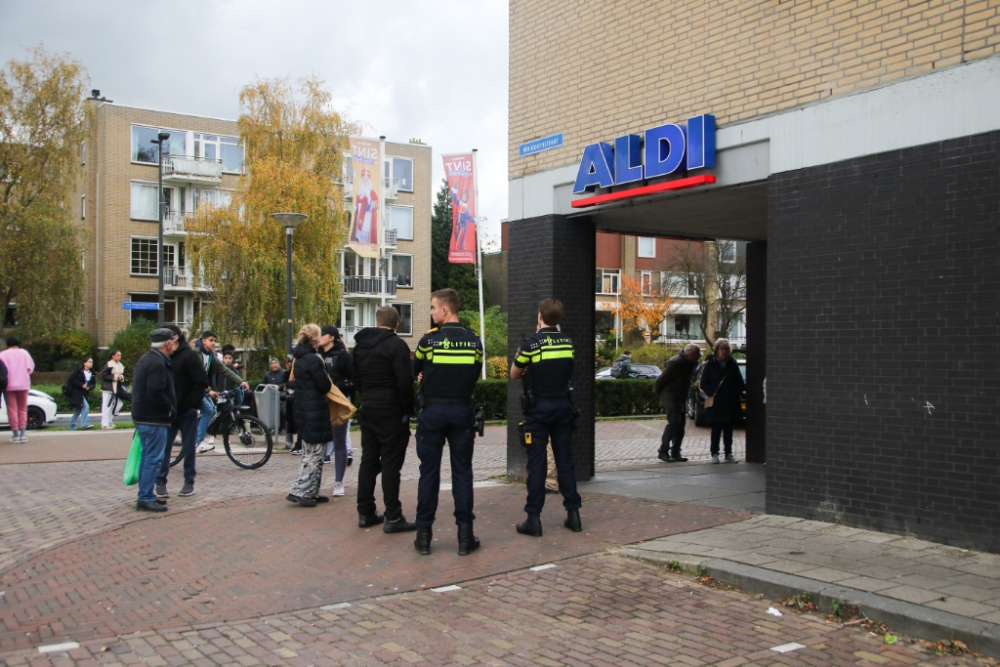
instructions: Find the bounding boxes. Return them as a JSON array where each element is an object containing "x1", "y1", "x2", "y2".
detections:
[{"x1": 254, "y1": 384, "x2": 281, "y2": 433}]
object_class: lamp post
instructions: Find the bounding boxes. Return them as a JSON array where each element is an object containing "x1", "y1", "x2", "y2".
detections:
[
  {"x1": 153, "y1": 132, "x2": 170, "y2": 325},
  {"x1": 272, "y1": 212, "x2": 307, "y2": 356}
]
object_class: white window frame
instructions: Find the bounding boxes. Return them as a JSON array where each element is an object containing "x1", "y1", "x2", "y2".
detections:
[
  {"x1": 387, "y1": 204, "x2": 414, "y2": 241},
  {"x1": 390, "y1": 156, "x2": 414, "y2": 192},
  {"x1": 80, "y1": 141, "x2": 86, "y2": 165},
  {"x1": 391, "y1": 253, "x2": 414, "y2": 288},
  {"x1": 391, "y1": 302, "x2": 413, "y2": 336},
  {"x1": 130, "y1": 237, "x2": 159, "y2": 276},
  {"x1": 719, "y1": 240, "x2": 737, "y2": 263},
  {"x1": 640, "y1": 270, "x2": 653, "y2": 296},
  {"x1": 130, "y1": 180, "x2": 160, "y2": 221},
  {"x1": 80, "y1": 194, "x2": 86, "y2": 220},
  {"x1": 596, "y1": 268, "x2": 620, "y2": 295},
  {"x1": 637, "y1": 236, "x2": 656, "y2": 258},
  {"x1": 131, "y1": 124, "x2": 186, "y2": 165}
]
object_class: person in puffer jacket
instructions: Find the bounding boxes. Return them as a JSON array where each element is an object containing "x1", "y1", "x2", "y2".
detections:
[{"x1": 285, "y1": 324, "x2": 333, "y2": 507}]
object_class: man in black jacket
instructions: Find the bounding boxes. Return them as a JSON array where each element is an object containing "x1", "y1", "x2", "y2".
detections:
[
  {"x1": 156, "y1": 326, "x2": 210, "y2": 499},
  {"x1": 653, "y1": 344, "x2": 702, "y2": 462},
  {"x1": 351, "y1": 306, "x2": 417, "y2": 533},
  {"x1": 132, "y1": 328, "x2": 178, "y2": 512}
]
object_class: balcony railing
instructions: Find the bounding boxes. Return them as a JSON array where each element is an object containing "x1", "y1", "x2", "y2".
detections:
[
  {"x1": 164, "y1": 266, "x2": 196, "y2": 289},
  {"x1": 340, "y1": 325, "x2": 361, "y2": 348},
  {"x1": 383, "y1": 227, "x2": 397, "y2": 248},
  {"x1": 342, "y1": 275, "x2": 396, "y2": 297},
  {"x1": 163, "y1": 211, "x2": 189, "y2": 234},
  {"x1": 163, "y1": 155, "x2": 222, "y2": 183}
]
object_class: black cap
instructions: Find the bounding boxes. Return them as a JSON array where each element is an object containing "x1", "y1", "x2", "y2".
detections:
[
  {"x1": 321, "y1": 325, "x2": 340, "y2": 339},
  {"x1": 151, "y1": 328, "x2": 174, "y2": 343}
]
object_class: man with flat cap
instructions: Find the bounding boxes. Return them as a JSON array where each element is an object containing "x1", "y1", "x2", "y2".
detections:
[{"x1": 132, "y1": 328, "x2": 178, "y2": 512}]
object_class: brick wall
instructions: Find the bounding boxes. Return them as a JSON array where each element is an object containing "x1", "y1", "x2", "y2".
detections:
[
  {"x1": 509, "y1": 0, "x2": 1000, "y2": 177},
  {"x1": 766, "y1": 131, "x2": 1000, "y2": 551}
]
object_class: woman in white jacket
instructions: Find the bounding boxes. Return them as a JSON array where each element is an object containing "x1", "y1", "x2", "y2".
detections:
[{"x1": 100, "y1": 350, "x2": 125, "y2": 429}]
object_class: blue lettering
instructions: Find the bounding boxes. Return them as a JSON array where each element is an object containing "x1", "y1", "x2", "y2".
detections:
[
  {"x1": 614, "y1": 134, "x2": 644, "y2": 185},
  {"x1": 573, "y1": 142, "x2": 615, "y2": 193},
  {"x1": 644, "y1": 123, "x2": 686, "y2": 179},
  {"x1": 686, "y1": 114, "x2": 716, "y2": 170}
]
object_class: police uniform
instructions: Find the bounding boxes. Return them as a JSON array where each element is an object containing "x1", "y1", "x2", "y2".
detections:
[
  {"x1": 514, "y1": 327, "x2": 582, "y2": 520},
  {"x1": 413, "y1": 322, "x2": 483, "y2": 532}
]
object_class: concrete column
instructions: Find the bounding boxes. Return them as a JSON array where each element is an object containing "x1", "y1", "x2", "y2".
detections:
[
  {"x1": 506, "y1": 214, "x2": 596, "y2": 481},
  {"x1": 744, "y1": 241, "x2": 767, "y2": 463}
]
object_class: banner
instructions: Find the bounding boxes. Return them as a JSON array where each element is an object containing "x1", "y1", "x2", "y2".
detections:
[
  {"x1": 443, "y1": 152, "x2": 476, "y2": 264},
  {"x1": 348, "y1": 136, "x2": 381, "y2": 259}
]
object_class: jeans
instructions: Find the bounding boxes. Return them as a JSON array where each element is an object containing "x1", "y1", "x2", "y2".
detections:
[
  {"x1": 158, "y1": 408, "x2": 199, "y2": 486},
  {"x1": 659, "y1": 408, "x2": 686, "y2": 457},
  {"x1": 710, "y1": 422, "x2": 734, "y2": 456},
  {"x1": 196, "y1": 393, "x2": 216, "y2": 444},
  {"x1": 523, "y1": 398, "x2": 581, "y2": 515},
  {"x1": 136, "y1": 424, "x2": 168, "y2": 502},
  {"x1": 357, "y1": 407, "x2": 409, "y2": 520},
  {"x1": 415, "y1": 403, "x2": 475, "y2": 527},
  {"x1": 70, "y1": 399, "x2": 92, "y2": 430}
]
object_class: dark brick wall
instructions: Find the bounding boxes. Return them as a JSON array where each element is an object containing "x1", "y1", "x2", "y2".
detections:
[
  {"x1": 745, "y1": 241, "x2": 767, "y2": 463},
  {"x1": 766, "y1": 131, "x2": 1000, "y2": 552},
  {"x1": 506, "y1": 215, "x2": 596, "y2": 481}
]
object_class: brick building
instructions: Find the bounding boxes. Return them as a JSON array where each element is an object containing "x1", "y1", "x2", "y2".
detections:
[
  {"x1": 506, "y1": 1, "x2": 1000, "y2": 551},
  {"x1": 77, "y1": 98, "x2": 431, "y2": 353}
]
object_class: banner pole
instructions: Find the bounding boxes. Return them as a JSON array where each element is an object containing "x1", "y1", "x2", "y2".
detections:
[{"x1": 473, "y1": 149, "x2": 486, "y2": 380}]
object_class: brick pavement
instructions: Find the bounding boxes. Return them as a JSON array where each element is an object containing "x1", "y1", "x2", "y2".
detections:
[{"x1": 1, "y1": 553, "x2": 992, "y2": 667}]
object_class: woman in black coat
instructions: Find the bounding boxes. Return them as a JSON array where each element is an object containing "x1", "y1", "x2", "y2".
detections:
[
  {"x1": 68, "y1": 357, "x2": 97, "y2": 431},
  {"x1": 286, "y1": 324, "x2": 333, "y2": 507},
  {"x1": 699, "y1": 338, "x2": 745, "y2": 464}
]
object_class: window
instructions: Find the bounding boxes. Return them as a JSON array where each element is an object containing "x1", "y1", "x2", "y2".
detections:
[
  {"x1": 129, "y1": 293, "x2": 159, "y2": 324},
  {"x1": 595, "y1": 269, "x2": 620, "y2": 295},
  {"x1": 392, "y1": 157, "x2": 414, "y2": 192},
  {"x1": 388, "y1": 205, "x2": 414, "y2": 240},
  {"x1": 221, "y1": 136, "x2": 243, "y2": 173},
  {"x1": 80, "y1": 194, "x2": 86, "y2": 219},
  {"x1": 80, "y1": 141, "x2": 86, "y2": 165},
  {"x1": 131, "y1": 238, "x2": 159, "y2": 275},
  {"x1": 664, "y1": 272, "x2": 697, "y2": 298},
  {"x1": 641, "y1": 270, "x2": 653, "y2": 295},
  {"x1": 131, "y1": 182, "x2": 159, "y2": 220},
  {"x1": 391, "y1": 254, "x2": 413, "y2": 288},
  {"x1": 131, "y1": 125, "x2": 184, "y2": 163},
  {"x1": 392, "y1": 303, "x2": 413, "y2": 335},
  {"x1": 638, "y1": 237, "x2": 656, "y2": 258},
  {"x1": 719, "y1": 240, "x2": 737, "y2": 263}
]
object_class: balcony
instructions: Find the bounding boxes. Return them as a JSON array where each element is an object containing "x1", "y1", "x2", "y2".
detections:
[
  {"x1": 163, "y1": 155, "x2": 222, "y2": 186},
  {"x1": 340, "y1": 325, "x2": 360, "y2": 348},
  {"x1": 340, "y1": 176, "x2": 399, "y2": 202},
  {"x1": 163, "y1": 211, "x2": 189, "y2": 236},
  {"x1": 164, "y1": 266, "x2": 198, "y2": 290},
  {"x1": 383, "y1": 227, "x2": 397, "y2": 248},
  {"x1": 342, "y1": 275, "x2": 396, "y2": 298}
]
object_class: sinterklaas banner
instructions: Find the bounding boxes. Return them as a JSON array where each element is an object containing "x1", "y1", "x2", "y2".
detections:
[
  {"x1": 443, "y1": 152, "x2": 476, "y2": 264},
  {"x1": 348, "y1": 136, "x2": 381, "y2": 259}
]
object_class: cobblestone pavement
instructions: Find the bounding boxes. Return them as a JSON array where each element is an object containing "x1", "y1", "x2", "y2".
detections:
[{"x1": 2, "y1": 553, "x2": 992, "y2": 667}]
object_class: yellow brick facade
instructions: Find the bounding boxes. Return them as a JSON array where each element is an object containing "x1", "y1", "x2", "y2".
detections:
[{"x1": 509, "y1": 0, "x2": 1000, "y2": 177}]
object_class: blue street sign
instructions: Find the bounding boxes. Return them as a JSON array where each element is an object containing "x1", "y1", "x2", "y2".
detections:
[
  {"x1": 123, "y1": 302, "x2": 160, "y2": 311},
  {"x1": 519, "y1": 133, "x2": 563, "y2": 157}
]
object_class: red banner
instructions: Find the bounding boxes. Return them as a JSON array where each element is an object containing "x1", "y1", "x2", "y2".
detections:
[{"x1": 443, "y1": 153, "x2": 476, "y2": 264}]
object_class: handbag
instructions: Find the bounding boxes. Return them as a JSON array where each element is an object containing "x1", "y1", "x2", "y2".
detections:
[
  {"x1": 704, "y1": 375, "x2": 725, "y2": 409},
  {"x1": 123, "y1": 430, "x2": 142, "y2": 486}
]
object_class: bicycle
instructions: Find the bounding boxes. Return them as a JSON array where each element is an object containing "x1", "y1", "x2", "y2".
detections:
[{"x1": 170, "y1": 390, "x2": 273, "y2": 470}]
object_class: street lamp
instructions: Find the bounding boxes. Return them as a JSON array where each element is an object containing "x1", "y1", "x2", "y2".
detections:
[
  {"x1": 272, "y1": 212, "x2": 307, "y2": 356},
  {"x1": 152, "y1": 132, "x2": 170, "y2": 325}
]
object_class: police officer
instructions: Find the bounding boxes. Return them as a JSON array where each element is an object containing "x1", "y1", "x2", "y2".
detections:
[
  {"x1": 413, "y1": 288, "x2": 484, "y2": 556},
  {"x1": 510, "y1": 297, "x2": 583, "y2": 536}
]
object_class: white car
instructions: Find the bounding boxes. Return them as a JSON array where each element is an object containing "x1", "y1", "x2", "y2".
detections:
[{"x1": 0, "y1": 389, "x2": 59, "y2": 430}]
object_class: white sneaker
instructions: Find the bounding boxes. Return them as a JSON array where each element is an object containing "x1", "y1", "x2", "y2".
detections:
[
  {"x1": 332, "y1": 482, "x2": 345, "y2": 497},
  {"x1": 207, "y1": 436, "x2": 216, "y2": 445},
  {"x1": 196, "y1": 441, "x2": 215, "y2": 453}
]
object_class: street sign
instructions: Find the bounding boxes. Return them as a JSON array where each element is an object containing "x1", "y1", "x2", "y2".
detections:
[
  {"x1": 122, "y1": 302, "x2": 159, "y2": 311},
  {"x1": 519, "y1": 133, "x2": 563, "y2": 157}
]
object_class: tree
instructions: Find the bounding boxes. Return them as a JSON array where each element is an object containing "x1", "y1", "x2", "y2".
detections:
[
  {"x1": 187, "y1": 76, "x2": 352, "y2": 360},
  {"x1": 0, "y1": 46, "x2": 90, "y2": 339},
  {"x1": 430, "y1": 179, "x2": 489, "y2": 311},
  {"x1": 616, "y1": 275, "x2": 672, "y2": 346},
  {"x1": 662, "y1": 240, "x2": 746, "y2": 348},
  {"x1": 459, "y1": 304, "x2": 507, "y2": 358}
]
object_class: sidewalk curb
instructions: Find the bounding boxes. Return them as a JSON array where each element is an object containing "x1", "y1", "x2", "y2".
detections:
[{"x1": 620, "y1": 548, "x2": 1000, "y2": 657}]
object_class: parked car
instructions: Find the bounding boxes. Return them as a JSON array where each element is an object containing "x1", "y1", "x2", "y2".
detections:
[
  {"x1": 687, "y1": 359, "x2": 747, "y2": 427},
  {"x1": 595, "y1": 364, "x2": 661, "y2": 380},
  {"x1": 0, "y1": 389, "x2": 59, "y2": 431}
]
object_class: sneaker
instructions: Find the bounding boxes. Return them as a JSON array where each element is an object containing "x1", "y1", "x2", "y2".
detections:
[
  {"x1": 207, "y1": 436, "x2": 216, "y2": 445},
  {"x1": 137, "y1": 500, "x2": 168, "y2": 513},
  {"x1": 81, "y1": 424, "x2": 94, "y2": 430},
  {"x1": 346, "y1": 456, "x2": 353, "y2": 467},
  {"x1": 196, "y1": 442, "x2": 215, "y2": 453},
  {"x1": 332, "y1": 482, "x2": 345, "y2": 497},
  {"x1": 323, "y1": 455, "x2": 331, "y2": 463},
  {"x1": 102, "y1": 425, "x2": 115, "y2": 430},
  {"x1": 712, "y1": 455, "x2": 720, "y2": 464},
  {"x1": 155, "y1": 483, "x2": 168, "y2": 498},
  {"x1": 725, "y1": 454, "x2": 738, "y2": 464},
  {"x1": 179, "y1": 483, "x2": 195, "y2": 496},
  {"x1": 290, "y1": 448, "x2": 302, "y2": 456}
]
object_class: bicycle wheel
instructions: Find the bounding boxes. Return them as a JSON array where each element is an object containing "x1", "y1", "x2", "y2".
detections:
[
  {"x1": 222, "y1": 415, "x2": 273, "y2": 469},
  {"x1": 169, "y1": 437, "x2": 184, "y2": 468}
]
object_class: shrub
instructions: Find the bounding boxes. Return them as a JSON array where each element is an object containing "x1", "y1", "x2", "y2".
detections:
[
  {"x1": 630, "y1": 345, "x2": 681, "y2": 369},
  {"x1": 58, "y1": 329, "x2": 94, "y2": 360},
  {"x1": 20, "y1": 329, "x2": 95, "y2": 372},
  {"x1": 594, "y1": 379, "x2": 659, "y2": 416},
  {"x1": 486, "y1": 355, "x2": 508, "y2": 379},
  {"x1": 473, "y1": 379, "x2": 508, "y2": 419},
  {"x1": 107, "y1": 320, "x2": 158, "y2": 383}
]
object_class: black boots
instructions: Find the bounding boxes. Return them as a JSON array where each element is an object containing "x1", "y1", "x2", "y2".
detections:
[
  {"x1": 383, "y1": 515, "x2": 417, "y2": 533},
  {"x1": 457, "y1": 523, "x2": 480, "y2": 556},
  {"x1": 414, "y1": 526, "x2": 432, "y2": 555},
  {"x1": 358, "y1": 512, "x2": 385, "y2": 528},
  {"x1": 565, "y1": 509, "x2": 582, "y2": 532},
  {"x1": 516, "y1": 513, "x2": 543, "y2": 537}
]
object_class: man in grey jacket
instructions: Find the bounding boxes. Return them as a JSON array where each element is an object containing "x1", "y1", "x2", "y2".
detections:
[{"x1": 653, "y1": 344, "x2": 701, "y2": 462}]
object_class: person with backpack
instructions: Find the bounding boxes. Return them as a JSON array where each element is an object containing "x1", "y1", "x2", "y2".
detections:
[
  {"x1": 611, "y1": 350, "x2": 635, "y2": 379},
  {"x1": 1, "y1": 335, "x2": 35, "y2": 443},
  {"x1": 67, "y1": 357, "x2": 97, "y2": 430},
  {"x1": 319, "y1": 325, "x2": 354, "y2": 497}
]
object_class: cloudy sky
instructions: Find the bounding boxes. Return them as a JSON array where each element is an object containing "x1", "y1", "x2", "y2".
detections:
[{"x1": 0, "y1": 0, "x2": 509, "y2": 240}]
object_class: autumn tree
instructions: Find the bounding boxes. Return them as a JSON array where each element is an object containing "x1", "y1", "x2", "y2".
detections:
[
  {"x1": 616, "y1": 275, "x2": 672, "y2": 346},
  {"x1": 187, "y1": 76, "x2": 352, "y2": 360},
  {"x1": 662, "y1": 240, "x2": 746, "y2": 348},
  {"x1": 0, "y1": 46, "x2": 90, "y2": 339}
]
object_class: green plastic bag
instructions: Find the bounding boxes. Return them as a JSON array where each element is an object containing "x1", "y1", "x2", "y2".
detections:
[{"x1": 123, "y1": 430, "x2": 142, "y2": 486}]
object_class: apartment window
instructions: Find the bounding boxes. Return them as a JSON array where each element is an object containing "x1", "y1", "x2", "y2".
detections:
[
  {"x1": 80, "y1": 141, "x2": 86, "y2": 165},
  {"x1": 638, "y1": 237, "x2": 656, "y2": 258},
  {"x1": 719, "y1": 241, "x2": 737, "y2": 263},
  {"x1": 80, "y1": 194, "x2": 86, "y2": 219},
  {"x1": 641, "y1": 270, "x2": 653, "y2": 295},
  {"x1": 392, "y1": 303, "x2": 413, "y2": 336},
  {"x1": 128, "y1": 293, "x2": 159, "y2": 324},
  {"x1": 131, "y1": 238, "x2": 159, "y2": 275},
  {"x1": 132, "y1": 125, "x2": 184, "y2": 164},
  {"x1": 595, "y1": 269, "x2": 620, "y2": 295},
  {"x1": 388, "y1": 205, "x2": 414, "y2": 240},
  {"x1": 392, "y1": 157, "x2": 414, "y2": 192},
  {"x1": 391, "y1": 254, "x2": 413, "y2": 288},
  {"x1": 131, "y1": 182, "x2": 159, "y2": 220}
]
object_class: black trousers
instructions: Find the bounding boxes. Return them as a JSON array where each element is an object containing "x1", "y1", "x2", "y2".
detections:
[
  {"x1": 523, "y1": 398, "x2": 581, "y2": 515},
  {"x1": 710, "y1": 422, "x2": 734, "y2": 456},
  {"x1": 659, "y1": 407, "x2": 686, "y2": 457},
  {"x1": 415, "y1": 403, "x2": 475, "y2": 527},
  {"x1": 357, "y1": 405, "x2": 410, "y2": 520}
]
